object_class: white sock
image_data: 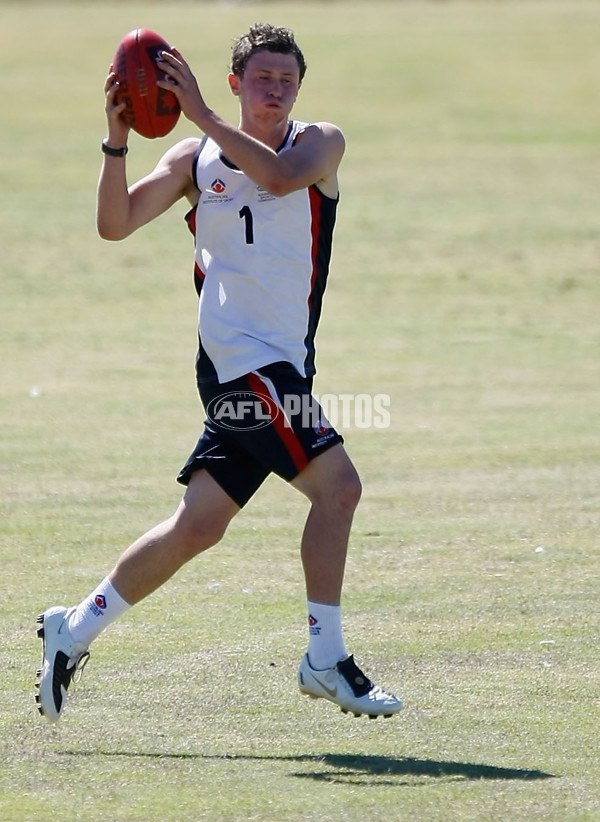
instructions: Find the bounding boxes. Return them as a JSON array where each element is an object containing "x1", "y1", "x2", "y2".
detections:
[
  {"x1": 67, "y1": 577, "x2": 131, "y2": 647},
  {"x1": 306, "y1": 600, "x2": 348, "y2": 670}
]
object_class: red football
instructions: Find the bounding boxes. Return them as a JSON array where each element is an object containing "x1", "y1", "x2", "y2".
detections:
[{"x1": 113, "y1": 28, "x2": 181, "y2": 139}]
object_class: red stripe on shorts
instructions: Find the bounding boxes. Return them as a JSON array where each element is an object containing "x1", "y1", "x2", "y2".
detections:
[{"x1": 247, "y1": 372, "x2": 309, "y2": 475}]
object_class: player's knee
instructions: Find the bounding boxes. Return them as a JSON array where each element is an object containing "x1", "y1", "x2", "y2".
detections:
[
  {"x1": 174, "y1": 512, "x2": 228, "y2": 560},
  {"x1": 338, "y1": 470, "x2": 362, "y2": 513},
  {"x1": 298, "y1": 450, "x2": 362, "y2": 514},
  {"x1": 321, "y1": 467, "x2": 362, "y2": 517}
]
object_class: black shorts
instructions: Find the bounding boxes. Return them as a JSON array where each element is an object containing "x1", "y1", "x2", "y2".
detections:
[{"x1": 177, "y1": 361, "x2": 343, "y2": 507}]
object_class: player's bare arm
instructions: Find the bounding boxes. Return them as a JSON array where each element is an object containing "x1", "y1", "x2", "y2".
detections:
[
  {"x1": 283, "y1": 123, "x2": 345, "y2": 199},
  {"x1": 156, "y1": 50, "x2": 345, "y2": 197},
  {"x1": 97, "y1": 137, "x2": 200, "y2": 241},
  {"x1": 97, "y1": 69, "x2": 199, "y2": 240}
]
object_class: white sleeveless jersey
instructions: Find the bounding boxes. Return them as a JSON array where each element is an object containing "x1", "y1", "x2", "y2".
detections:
[{"x1": 186, "y1": 120, "x2": 338, "y2": 384}]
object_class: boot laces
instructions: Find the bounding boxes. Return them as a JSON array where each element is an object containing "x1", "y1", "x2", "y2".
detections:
[{"x1": 71, "y1": 651, "x2": 90, "y2": 684}]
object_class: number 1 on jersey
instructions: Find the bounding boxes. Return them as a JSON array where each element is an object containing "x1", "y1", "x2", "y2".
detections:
[{"x1": 239, "y1": 206, "x2": 254, "y2": 245}]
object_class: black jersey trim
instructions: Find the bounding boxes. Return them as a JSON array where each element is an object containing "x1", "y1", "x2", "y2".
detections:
[
  {"x1": 303, "y1": 185, "x2": 339, "y2": 377},
  {"x1": 191, "y1": 135, "x2": 209, "y2": 190},
  {"x1": 276, "y1": 121, "x2": 294, "y2": 153}
]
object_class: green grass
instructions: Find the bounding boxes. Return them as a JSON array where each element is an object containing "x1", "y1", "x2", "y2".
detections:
[{"x1": 1, "y1": 1, "x2": 600, "y2": 819}]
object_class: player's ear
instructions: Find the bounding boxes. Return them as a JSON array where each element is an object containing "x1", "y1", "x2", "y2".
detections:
[{"x1": 228, "y1": 72, "x2": 241, "y2": 96}]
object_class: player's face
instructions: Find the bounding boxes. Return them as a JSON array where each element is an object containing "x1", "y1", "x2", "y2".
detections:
[{"x1": 230, "y1": 51, "x2": 301, "y2": 123}]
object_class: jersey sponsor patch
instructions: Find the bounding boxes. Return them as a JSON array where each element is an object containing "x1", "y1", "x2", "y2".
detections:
[{"x1": 256, "y1": 185, "x2": 276, "y2": 203}]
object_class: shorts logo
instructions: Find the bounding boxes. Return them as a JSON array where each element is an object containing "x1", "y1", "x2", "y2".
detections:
[
  {"x1": 314, "y1": 421, "x2": 330, "y2": 437},
  {"x1": 211, "y1": 178, "x2": 226, "y2": 194},
  {"x1": 207, "y1": 391, "x2": 280, "y2": 431},
  {"x1": 94, "y1": 595, "x2": 107, "y2": 610}
]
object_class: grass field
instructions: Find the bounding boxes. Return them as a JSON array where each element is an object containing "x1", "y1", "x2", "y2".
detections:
[{"x1": 1, "y1": 1, "x2": 599, "y2": 819}]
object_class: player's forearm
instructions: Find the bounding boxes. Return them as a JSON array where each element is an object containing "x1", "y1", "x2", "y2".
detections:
[
  {"x1": 96, "y1": 158, "x2": 133, "y2": 241},
  {"x1": 192, "y1": 107, "x2": 295, "y2": 197}
]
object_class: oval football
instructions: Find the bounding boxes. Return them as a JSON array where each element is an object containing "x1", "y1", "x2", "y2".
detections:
[{"x1": 113, "y1": 28, "x2": 181, "y2": 139}]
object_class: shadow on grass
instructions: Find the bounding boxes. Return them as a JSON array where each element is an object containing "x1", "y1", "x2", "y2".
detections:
[
  {"x1": 288, "y1": 754, "x2": 555, "y2": 785},
  {"x1": 60, "y1": 750, "x2": 554, "y2": 785}
]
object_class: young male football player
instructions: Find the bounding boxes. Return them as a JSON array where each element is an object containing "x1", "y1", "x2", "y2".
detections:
[{"x1": 35, "y1": 23, "x2": 403, "y2": 722}]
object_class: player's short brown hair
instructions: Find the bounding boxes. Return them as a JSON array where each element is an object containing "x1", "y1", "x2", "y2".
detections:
[{"x1": 231, "y1": 23, "x2": 307, "y2": 82}]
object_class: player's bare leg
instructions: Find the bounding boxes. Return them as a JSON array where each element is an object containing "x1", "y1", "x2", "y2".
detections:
[
  {"x1": 291, "y1": 443, "x2": 361, "y2": 605},
  {"x1": 108, "y1": 469, "x2": 240, "y2": 604},
  {"x1": 293, "y1": 444, "x2": 403, "y2": 718},
  {"x1": 35, "y1": 470, "x2": 239, "y2": 721}
]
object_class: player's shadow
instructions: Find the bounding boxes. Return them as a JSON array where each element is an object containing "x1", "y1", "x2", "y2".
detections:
[
  {"x1": 61, "y1": 750, "x2": 554, "y2": 786},
  {"x1": 287, "y1": 753, "x2": 554, "y2": 785}
]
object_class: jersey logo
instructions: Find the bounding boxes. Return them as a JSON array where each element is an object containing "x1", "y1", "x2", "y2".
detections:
[
  {"x1": 257, "y1": 185, "x2": 276, "y2": 203},
  {"x1": 211, "y1": 178, "x2": 226, "y2": 194}
]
